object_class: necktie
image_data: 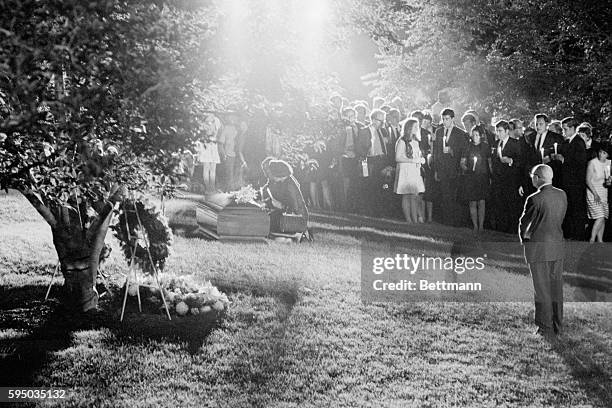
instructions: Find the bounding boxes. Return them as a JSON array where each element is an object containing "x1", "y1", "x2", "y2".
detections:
[{"x1": 445, "y1": 128, "x2": 450, "y2": 145}]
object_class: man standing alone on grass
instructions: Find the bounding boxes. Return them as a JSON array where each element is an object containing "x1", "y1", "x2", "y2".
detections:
[{"x1": 519, "y1": 164, "x2": 567, "y2": 339}]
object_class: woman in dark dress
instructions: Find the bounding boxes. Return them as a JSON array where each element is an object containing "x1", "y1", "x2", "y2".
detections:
[{"x1": 460, "y1": 127, "x2": 491, "y2": 233}]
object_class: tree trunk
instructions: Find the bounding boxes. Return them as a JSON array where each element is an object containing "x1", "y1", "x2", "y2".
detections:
[
  {"x1": 52, "y1": 228, "x2": 102, "y2": 313},
  {"x1": 20, "y1": 187, "x2": 119, "y2": 312},
  {"x1": 51, "y1": 204, "x2": 114, "y2": 312}
]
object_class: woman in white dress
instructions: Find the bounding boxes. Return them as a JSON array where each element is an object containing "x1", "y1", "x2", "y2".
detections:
[
  {"x1": 586, "y1": 143, "x2": 611, "y2": 242},
  {"x1": 394, "y1": 118, "x2": 425, "y2": 223},
  {"x1": 195, "y1": 113, "x2": 221, "y2": 194}
]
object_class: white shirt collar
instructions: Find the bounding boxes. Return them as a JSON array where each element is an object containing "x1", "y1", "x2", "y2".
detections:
[{"x1": 538, "y1": 182, "x2": 552, "y2": 190}]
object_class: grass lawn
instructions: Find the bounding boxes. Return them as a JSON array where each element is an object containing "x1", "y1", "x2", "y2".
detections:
[{"x1": 1, "y1": 189, "x2": 611, "y2": 407}]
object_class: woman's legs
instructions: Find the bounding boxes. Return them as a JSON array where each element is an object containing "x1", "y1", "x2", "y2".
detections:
[
  {"x1": 342, "y1": 177, "x2": 351, "y2": 211},
  {"x1": 415, "y1": 194, "x2": 424, "y2": 223},
  {"x1": 426, "y1": 200, "x2": 433, "y2": 223},
  {"x1": 469, "y1": 201, "x2": 478, "y2": 231},
  {"x1": 309, "y1": 182, "x2": 319, "y2": 209},
  {"x1": 590, "y1": 217, "x2": 605, "y2": 242},
  {"x1": 401, "y1": 194, "x2": 411, "y2": 223},
  {"x1": 206, "y1": 163, "x2": 217, "y2": 193},
  {"x1": 321, "y1": 179, "x2": 333, "y2": 210},
  {"x1": 419, "y1": 197, "x2": 425, "y2": 221},
  {"x1": 478, "y1": 200, "x2": 486, "y2": 231},
  {"x1": 201, "y1": 163, "x2": 211, "y2": 193},
  {"x1": 597, "y1": 218, "x2": 606, "y2": 242},
  {"x1": 409, "y1": 195, "x2": 419, "y2": 223}
]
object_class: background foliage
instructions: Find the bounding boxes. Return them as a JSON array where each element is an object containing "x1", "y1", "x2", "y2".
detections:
[{"x1": 364, "y1": 0, "x2": 612, "y2": 130}]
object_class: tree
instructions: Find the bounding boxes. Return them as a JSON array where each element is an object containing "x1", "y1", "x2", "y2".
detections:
[
  {"x1": 0, "y1": 0, "x2": 218, "y2": 312},
  {"x1": 364, "y1": 0, "x2": 612, "y2": 130}
]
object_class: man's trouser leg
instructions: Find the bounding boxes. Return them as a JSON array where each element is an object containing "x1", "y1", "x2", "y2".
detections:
[
  {"x1": 529, "y1": 261, "x2": 554, "y2": 333},
  {"x1": 550, "y1": 259, "x2": 564, "y2": 334},
  {"x1": 439, "y1": 177, "x2": 457, "y2": 226}
]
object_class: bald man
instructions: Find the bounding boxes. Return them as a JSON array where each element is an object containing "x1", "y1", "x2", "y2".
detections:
[{"x1": 519, "y1": 164, "x2": 567, "y2": 338}]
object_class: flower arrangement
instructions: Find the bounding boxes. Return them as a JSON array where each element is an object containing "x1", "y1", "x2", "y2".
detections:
[
  {"x1": 232, "y1": 185, "x2": 258, "y2": 205},
  {"x1": 126, "y1": 275, "x2": 230, "y2": 317}
]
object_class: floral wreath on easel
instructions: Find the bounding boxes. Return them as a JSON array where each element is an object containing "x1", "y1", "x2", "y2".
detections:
[{"x1": 112, "y1": 197, "x2": 173, "y2": 275}]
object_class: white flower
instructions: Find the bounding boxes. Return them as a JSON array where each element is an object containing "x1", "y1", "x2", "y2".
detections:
[
  {"x1": 175, "y1": 301, "x2": 189, "y2": 316},
  {"x1": 127, "y1": 283, "x2": 139, "y2": 297}
]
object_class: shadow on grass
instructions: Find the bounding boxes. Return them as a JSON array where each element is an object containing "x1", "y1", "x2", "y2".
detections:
[
  {"x1": 551, "y1": 333, "x2": 612, "y2": 407},
  {"x1": 495, "y1": 324, "x2": 612, "y2": 407},
  {"x1": 0, "y1": 275, "x2": 303, "y2": 386},
  {"x1": 213, "y1": 278, "x2": 300, "y2": 312},
  {"x1": 313, "y1": 220, "x2": 531, "y2": 277},
  {"x1": 0, "y1": 287, "x2": 218, "y2": 386}
]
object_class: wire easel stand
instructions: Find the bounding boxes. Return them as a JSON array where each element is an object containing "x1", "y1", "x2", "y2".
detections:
[{"x1": 120, "y1": 198, "x2": 171, "y2": 321}]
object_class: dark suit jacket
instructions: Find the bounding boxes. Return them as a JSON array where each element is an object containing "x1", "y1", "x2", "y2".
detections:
[
  {"x1": 519, "y1": 136, "x2": 538, "y2": 195},
  {"x1": 532, "y1": 131, "x2": 564, "y2": 158},
  {"x1": 560, "y1": 135, "x2": 587, "y2": 187},
  {"x1": 419, "y1": 128, "x2": 432, "y2": 155},
  {"x1": 432, "y1": 126, "x2": 468, "y2": 179},
  {"x1": 519, "y1": 184, "x2": 567, "y2": 263},
  {"x1": 491, "y1": 137, "x2": 522, "y2": 186},
  {"x1": 356, "y1": 126, "x2": 391, "y2": 162},
  {"x1": 336, "y1": 121, "x2": 360, "y2": 157},
  {"x1": 386, "y1": 125, "x2": 402, "y2": 163},
  {"x1": 533, "y1": 131, "x2": 564, "y2": 186}
]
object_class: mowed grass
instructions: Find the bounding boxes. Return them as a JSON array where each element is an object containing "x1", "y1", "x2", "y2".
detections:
[{"x1": 0, "y1": 190, "x2": 611, "y2": 407}]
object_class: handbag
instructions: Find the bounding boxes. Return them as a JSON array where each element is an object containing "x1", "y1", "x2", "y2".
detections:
[{"x1": 277, "y1": 213, "x2": 308, "y2": 234}]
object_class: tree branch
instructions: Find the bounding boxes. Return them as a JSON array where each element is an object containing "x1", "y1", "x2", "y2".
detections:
[{"x1": 18, "y1": 188, "x2": 57, "y2": 228}]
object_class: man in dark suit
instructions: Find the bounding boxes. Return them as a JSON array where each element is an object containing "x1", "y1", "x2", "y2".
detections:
[
  {"x1": 554, "y1": 117, "x2": 587, "y2": 240},
  {"x1": 519, "y1": 164, "x2": 567, "y2": 338},
  {"x1": 518, "y1": 127, "x2": 538, "y2": 199},
  {"x1": 491, "y1": 120, "x2": 523, "y2": 233},
  {"x1": 532, "y1": 113, "x2": 564, "y2": 187},
  {"x1": 432, "y1": 108, "x2": 468, "y2": 226},
  {"x1": 337, "y1": 107, "x2": 361, "y2": 212},
  {"x1": 385, "y1": 109, "x2": 402, "y2": 162},
  {"x1": 356, "y1": 109, "x2": 390, "y2": 216},
  {"x1": 383, "y1": 108, "x2": 403, "y2": 218}
]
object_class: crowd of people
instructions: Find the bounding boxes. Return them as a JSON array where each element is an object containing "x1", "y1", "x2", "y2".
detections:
[{"x1": 181, "y1": 92, "x2": 612, "y2": 242}]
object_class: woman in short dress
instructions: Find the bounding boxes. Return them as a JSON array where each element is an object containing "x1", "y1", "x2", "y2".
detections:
[
  {"x1": 460, "y1": 126, "x2": 491, "y2": 233},
  {"x1": 394, "y1": 118, "x2": 425, "y2": 223},
  {"x1": 195, "y1": 113, "x2": 221, "y2": 194},
  {"x1": 586, "y1": 143, "x2": 611, "y2": 242}
]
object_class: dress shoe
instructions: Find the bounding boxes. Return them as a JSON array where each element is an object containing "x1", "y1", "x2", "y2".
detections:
[{"x1": 533, "y1": 327, "x2": 556, "y2": 340}]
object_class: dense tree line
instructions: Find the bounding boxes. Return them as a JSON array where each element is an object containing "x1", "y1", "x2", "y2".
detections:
[{"x1": 364, "y1": 0, "x2": 612, "y2": 131}]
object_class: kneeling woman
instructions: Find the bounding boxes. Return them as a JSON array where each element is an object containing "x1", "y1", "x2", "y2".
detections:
[{"x1": 265, "y1": 160, "x2": 309, "y2": 234}]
